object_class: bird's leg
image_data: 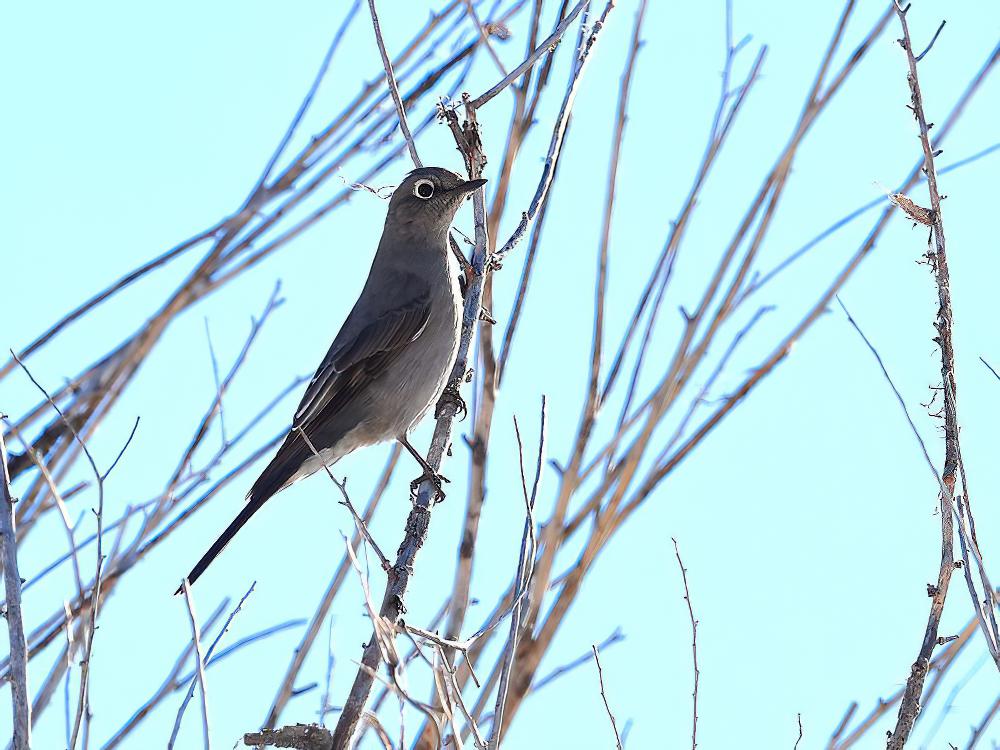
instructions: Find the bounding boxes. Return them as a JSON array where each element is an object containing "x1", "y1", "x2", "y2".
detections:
[
  {"x1": 398, "y1": 436, "x2": 449, "y2": 502},
  {"x1": 435, "y1": 380, "x2": 467, "y2": 421}
]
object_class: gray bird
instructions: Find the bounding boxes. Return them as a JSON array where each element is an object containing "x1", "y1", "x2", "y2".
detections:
[{"x1": 181, "y1": 167, "x2": 485, "y2": 588}]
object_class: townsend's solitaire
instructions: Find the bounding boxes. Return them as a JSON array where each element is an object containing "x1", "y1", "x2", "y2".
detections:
[{"x1": 181, "y1": 167, "x2": 486, "y2": 587}]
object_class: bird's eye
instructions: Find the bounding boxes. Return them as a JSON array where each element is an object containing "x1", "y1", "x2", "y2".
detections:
[{"x1": 413, "y1": 179, "x2": 435, "y2": 200}]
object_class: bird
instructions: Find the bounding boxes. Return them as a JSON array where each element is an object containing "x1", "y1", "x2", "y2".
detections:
[{"x1": 180, "y1": 167, "x2": 486, "y2": 589}]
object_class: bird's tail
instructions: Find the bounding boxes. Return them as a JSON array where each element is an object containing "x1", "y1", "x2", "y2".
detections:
[{"x1": 176, "y1": 447, "x2": 301, "y2": 593}]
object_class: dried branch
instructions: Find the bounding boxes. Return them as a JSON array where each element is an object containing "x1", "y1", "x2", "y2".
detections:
[
  {"x1": 470, "y1": 0, "x2": 588, "y2": 108},
  {"x1": 368, "y1": 0, "x2": 423, "y2": 168},
  {"x1": 12, "y1": 352, "x2": 138, "y2": 750},
  {"x1": 488, "y1": 398, "x2": 546, "y2": 748},
  {"x1": 264, "y1": 445, "x2": 399, "y2": 729},
  {"x1": 4, "y1": 419, "x2": 85, "y2": 607},
  {"x1": 172, "y1": 581, "x2": 211, "y2": 750},
  {"x1": 103, "y1": 598, "x2": 228, "y2": 750},
  {"x1": 886, "y1": 3, "x2": 997, "y2": 745},
  {"x1": 591, "y1": 644, "x2": 623, "y2": 750},
  {"x1": 967, "y1": 693, "x2": 1000, "y2": 748},
  {"x1": 673, "y1": 538, "x2": 699, "y2": 750},
  {"x1": 250, "y1": 0, "x2": 362, "y2": 196},
  {"x1": 494, "y1": 0, "x2": 616, "y2": 263},
  {"x1": 0, "y1": 431, "x2": 31, "y2": 750},
  {"x1": 244, "y1": 723, "x2": 334, "y2": 750},
  {"x1": 460, "y1": 0, "x2": 508, "y2": 77},
  {"x1": 296, "y1": 429, "x2": 390, "y2": 571}
]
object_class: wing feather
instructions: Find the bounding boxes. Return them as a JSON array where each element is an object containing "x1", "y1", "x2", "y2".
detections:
[{"x1": 293, "y1": 290, "x2": 431, "y2": 428}]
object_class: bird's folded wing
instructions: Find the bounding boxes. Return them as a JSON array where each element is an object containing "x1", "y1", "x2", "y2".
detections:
[{"x1": 293, "y1": 291, "x2": 431, "y2": 428}]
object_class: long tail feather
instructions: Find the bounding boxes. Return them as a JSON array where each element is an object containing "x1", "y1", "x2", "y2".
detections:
[{"x1": 176, "y1": 447, "x2": 301, "y2": 593}]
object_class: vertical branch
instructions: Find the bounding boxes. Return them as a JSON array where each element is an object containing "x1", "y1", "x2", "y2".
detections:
[
  {"x1": 673, "y1": 539, "x2": 699, "y2": 750},
  {"x1": 175, "y1": 581, "x2": 211, "y2": 750},
  {"x1": 886, "y1": 3, "x2": 996, "y2": 745},
  {"x1": 488, "y1": 398, "x2": 546, "y2": 748},
  {"x1": 0, "y1": 431, "x2": 31, "y2": 750},
  {"x1": 591, "y1": 644, "x2": 623, "y2": 750}
]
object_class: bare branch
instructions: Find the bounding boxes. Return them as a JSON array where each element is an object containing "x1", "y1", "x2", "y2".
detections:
[
  {"x1": 296, "y1": 428, "x2": 391, "y2": 571},
  {"x1": 367, "y1": 0, "x2": 423, "y2": 168},
  {"x1": 488, "y1": 398, "x2": 546, "y2": 748},
  {"x1": 886, "y1": 3, "x2": 998, "y2": 745},
  {"x1": 471, "y1": 0, "x2": 588, "y2": 109},
  {"x1": 673, "y1": 538, "x2": 699, "y2": 750},
  {"x1": 591, "y1": 644, "x2": 623, "y2": 750},
  {"x1": 172, "y1": 582, "x2": 211, "y2": 750},
  {"x1": 0, "y1": 431, "x2": 31, "y2": 750},
  {"x1": 264, "y1": 445, "x2": 399, "y2": 729}
]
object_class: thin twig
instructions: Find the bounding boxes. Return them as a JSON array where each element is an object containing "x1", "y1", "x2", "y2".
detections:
[
  {"x1": 368, "y1": 0, "x2": 423, "y2": 168},
  {"x1": 4, "y1": 419, "x2": 85, "y2": 607},
  {"x1": 461, "y1": 0, "x2": 507, "y2": 77},
  {"x1": 673, "y1": 538, "x2": 699, "y2": 750},
  {"x1": 175, "y1": 581, "x2": 211, "y2": 750},
  {"x1": 263, "y1": 445, "x2": 399, "y2": 729},
  {"x1": 488, "y1": 398, "x2": 546, "y2": 748},
  {"x1": 169, "y1": 583, "x2": 258, "y2": 749},
  {"x1": 494, "y1": 0, "x2": 617, "y2": 263},
  {"x1": 296, "y1": 428, "x2": 390, "y2": 571},
  {"x1": 250, "y1": 0, "x2": 362, "y2": 196},
  {"x1": 530, "y1": 628, "x2": 624, "y2": 692},
  {"x1": 591, "y1": 644, "x2": 623, "y2": 750},
  {"x1": 102, "y1": 598, "x2": 229, "y2": 750},
  {"x1": 470, "y1": 0, "x2": 589, "y2": 108},
  {"x1": 12, "y1": 351, "x2": 120, "y2": 750},
  {"x1": 915, "y1": 19, "x2": 946, "y2": 62}
]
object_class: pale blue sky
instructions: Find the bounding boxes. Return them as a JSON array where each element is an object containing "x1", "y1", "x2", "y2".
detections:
[{"x1": 3, "y1": 1, "x2": 1000, "y2": 748}]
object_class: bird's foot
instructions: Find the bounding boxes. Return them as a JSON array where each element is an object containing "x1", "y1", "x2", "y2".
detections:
[
  {"x1": 436, "y1": 381, "x2": 467, "y2": 421},
  {"x1": 410, "y1": 469, "x2": 450, "y2": 503}
]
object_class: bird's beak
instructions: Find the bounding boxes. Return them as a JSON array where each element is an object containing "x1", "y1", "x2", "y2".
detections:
[{"x1": 457, "y1": 177, "x2": 487, "y2": 194}]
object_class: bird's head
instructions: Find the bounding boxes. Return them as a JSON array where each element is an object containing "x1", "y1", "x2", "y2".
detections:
[{"x1": 385, "y1": 167, "x2": 487, "y2": 235}]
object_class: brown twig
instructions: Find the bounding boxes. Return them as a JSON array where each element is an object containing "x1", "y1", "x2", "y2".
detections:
[
  {"x1": 886, "y1": 2, "x2": 996, "y2": 745},
  {"x1": 673, "y1": 538, "x2": 699, "y2": 750},
  {"x1": 488, "y1": 399, "x2": 546, "y2": 748},
  {"x1": 591, "y1": 644, "x2": 623, "y2": 750},
  {"x1": 461, "y1": 0, "x2": 508, "y2": 77},
  {"x1": 967, "y1": 693, "x2": 1000, "y2": 748}
]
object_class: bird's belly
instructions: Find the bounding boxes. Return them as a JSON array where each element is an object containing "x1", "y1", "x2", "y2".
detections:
[{"x1": 366, "y1": 299, "x2": 461, "y2": 439}]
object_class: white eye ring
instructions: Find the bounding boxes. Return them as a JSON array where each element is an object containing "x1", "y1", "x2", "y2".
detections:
[{"x1": 413, "y1": 179, "x2": 435, "y2": 200}]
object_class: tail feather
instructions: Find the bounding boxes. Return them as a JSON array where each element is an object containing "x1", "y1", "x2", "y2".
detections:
[{"x1": 176, "y1": 443, "x2": 303, "y2": 593}]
